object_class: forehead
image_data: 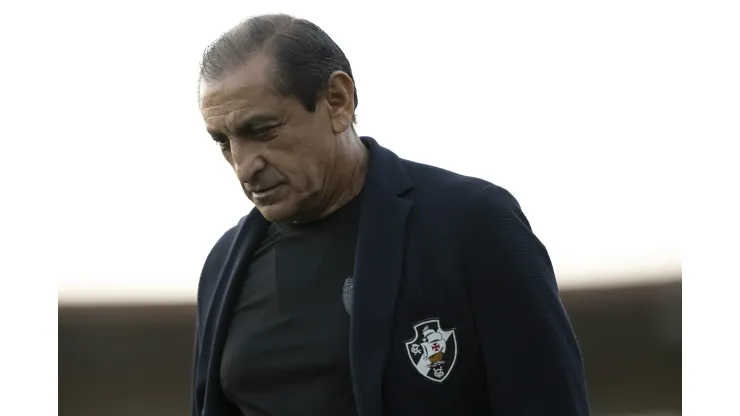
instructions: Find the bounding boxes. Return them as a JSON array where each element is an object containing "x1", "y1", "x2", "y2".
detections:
[{"x1": 199, "y1": 54, "x2": 281, "y2": 121}]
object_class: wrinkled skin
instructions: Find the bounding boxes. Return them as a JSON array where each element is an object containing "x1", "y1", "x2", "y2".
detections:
[{"x1": 199, "y1": 54, "x2": 367, "y2": 222}]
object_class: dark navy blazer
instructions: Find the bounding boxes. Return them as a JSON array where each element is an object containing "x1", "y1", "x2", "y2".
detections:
[{"x1": 191, "y1": 137, "x2": 590, "y2": 416}]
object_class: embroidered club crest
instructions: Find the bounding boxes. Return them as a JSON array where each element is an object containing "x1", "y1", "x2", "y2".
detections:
[
  {"x1": 405, "y1": 319, "x2": 458, "y2": 382},
  {"x1": 342, "y1": 277, "x2": 353, "y2": 315}
]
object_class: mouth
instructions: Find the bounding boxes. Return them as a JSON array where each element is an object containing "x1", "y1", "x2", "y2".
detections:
[{"x1": 251, "y1": 184, "x2": 282, "y2": 200}]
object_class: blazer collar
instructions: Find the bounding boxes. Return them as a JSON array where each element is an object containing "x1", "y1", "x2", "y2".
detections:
[{"x1": 350, "y1": 137, "x2": 414, "y2": 416}]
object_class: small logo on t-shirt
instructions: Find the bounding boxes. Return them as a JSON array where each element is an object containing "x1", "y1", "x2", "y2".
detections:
[{"x1": 342, "y1": 277, "x2": 353, "y2": 315}]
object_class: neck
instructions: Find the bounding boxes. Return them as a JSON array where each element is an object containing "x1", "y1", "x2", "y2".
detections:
[{"x1": 296, "y1": 131, "x2": 368, "y2": 223}]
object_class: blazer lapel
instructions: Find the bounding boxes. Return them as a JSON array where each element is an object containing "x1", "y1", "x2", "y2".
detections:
[
  {"x1": 351, "y1": 137, "x2": 414, "y2": 416},
  {"x1": 203, "y1": 209, "x2": 269, "y2": 412}
]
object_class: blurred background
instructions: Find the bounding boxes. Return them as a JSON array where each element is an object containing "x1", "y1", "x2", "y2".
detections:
[
  {"x1": 49, "y1": 1, "x2": 682, "y2": 415},
  {"x1": 59, "y1": 278, "x2": 681, "y2": 415}
]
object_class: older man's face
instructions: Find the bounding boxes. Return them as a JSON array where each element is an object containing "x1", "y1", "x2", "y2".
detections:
[{"x1": 199, "y1": 55, "x2": 342, "y2": 222}]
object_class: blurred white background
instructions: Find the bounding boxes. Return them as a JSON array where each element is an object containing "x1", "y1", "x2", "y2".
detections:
[{"x1": 2, "y1": 0, "x2": 693, "y2": 304}]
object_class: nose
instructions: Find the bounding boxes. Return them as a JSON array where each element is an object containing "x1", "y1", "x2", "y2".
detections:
[{"x1": 230, "y1": 141, "x2": 266, "y2": 185}]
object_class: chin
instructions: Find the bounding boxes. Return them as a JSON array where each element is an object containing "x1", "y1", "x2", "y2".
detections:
[{"x1": 254, "y1": 202, "x2": 297, "y2": 223}]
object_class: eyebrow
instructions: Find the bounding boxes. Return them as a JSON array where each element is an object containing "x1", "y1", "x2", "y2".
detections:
[
  {"x1": 206, "y1": 114, "x2": 280, "y2": 138},
  {"x1": 232, "y1": 115, "x2": 280, "y2": 136}
]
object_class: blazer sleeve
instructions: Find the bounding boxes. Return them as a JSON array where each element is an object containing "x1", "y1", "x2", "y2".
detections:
[
  {"x1": 464, "y1": 184, "x2": 590, "y2": 415},
  {"x1": 191, "y1": 242, "x2": 219, "y2": 416},
  {"x1": 190, "y1": 317, "x2": 204, "y2": 416}
]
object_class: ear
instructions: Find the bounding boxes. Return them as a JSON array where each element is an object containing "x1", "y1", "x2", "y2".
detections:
[{"x1": 325, "y1": 71, "x2": 355, "y2": 134}]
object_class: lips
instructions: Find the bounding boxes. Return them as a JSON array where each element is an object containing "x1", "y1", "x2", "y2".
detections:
[{"x1": 250, "y1": 184, "x2": 281, "y2": 199}]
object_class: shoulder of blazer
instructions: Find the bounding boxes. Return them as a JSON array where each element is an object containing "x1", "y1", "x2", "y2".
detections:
[{"x1": 399, "y1": 158, "x2": 512, "y2": 211}]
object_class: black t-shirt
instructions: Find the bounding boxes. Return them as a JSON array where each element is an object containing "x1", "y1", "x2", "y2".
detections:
[{"x1": 220, "y1": 195, "x2": 362, "y2": 416}]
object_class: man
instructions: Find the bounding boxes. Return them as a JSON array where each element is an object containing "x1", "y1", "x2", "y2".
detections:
[{"x1": 192, "y1": 13, "x2": 589, "y2": 416}]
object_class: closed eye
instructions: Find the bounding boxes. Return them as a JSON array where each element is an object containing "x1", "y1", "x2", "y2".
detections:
[
  {"x1": 237, "y1": 124, "x2": 279, "y2": 140},
  {"x1": 208, "y1": 133, "x2": 230, "y2": 152},
  {"x1": 252, "y1": 126, "x2": 274, "y2": 136}
]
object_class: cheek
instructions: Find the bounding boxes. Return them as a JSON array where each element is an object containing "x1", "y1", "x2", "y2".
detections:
[
  {"x1": 273, "y1": 127, "x2": 333, "y2": 190},
  {"x1": 285, "y1": 157, "x2": 324, "y2": 190},
  {"x1": 222, "y1": 150, "x2": 234, "y2": 164}
]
